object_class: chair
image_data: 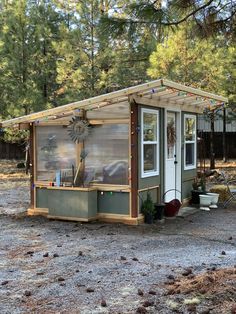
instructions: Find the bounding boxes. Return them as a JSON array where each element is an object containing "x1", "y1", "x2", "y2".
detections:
[{"x1": 220, "y1": 171, "x2": 236, "y2": 208}]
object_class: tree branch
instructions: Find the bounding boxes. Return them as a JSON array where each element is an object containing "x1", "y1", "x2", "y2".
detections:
[{"x1": 162, "y1": 0, "x2": 215, "y2": 26}]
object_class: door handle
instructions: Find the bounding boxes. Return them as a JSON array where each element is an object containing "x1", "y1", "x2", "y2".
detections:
[{"x1": 174, "y1": 161, "x2": 178, "y2": 164}]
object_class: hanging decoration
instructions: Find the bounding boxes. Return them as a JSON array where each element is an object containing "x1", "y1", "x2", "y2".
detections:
[
  {"x1": 67, "y1": 116, "x2": 90, "y2": 143},
  {"x1": 167, "y1": 119, "x2": 176, "y2": 147}
]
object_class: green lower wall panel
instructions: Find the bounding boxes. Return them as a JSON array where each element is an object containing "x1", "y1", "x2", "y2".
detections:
[
  {"x1": 97, "y1": 191, "x2": 129, "y2": 215},
  {"x1": 138, "y1": 176, "x2": 160, "y2": 190},
  {"x1": 36, "y1": 188, "x2": 129, "y2": 217},
  {"x1": 36, "y1": 188, "x2": 49, "y2": 208},
  {"x1": 48, "y1": 189, "x2": 97, "y2": 219},
  {"x1": 182, "y1": 179, "x2": 194, "y2": 200},
  {"x1": 139, "y1": 188, "x2": 158, "y2": 212},
  {"x1": 36, "y1": 188, "x2": 97, "y2": 219}
]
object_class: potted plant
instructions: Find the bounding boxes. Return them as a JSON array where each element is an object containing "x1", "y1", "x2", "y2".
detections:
[
  {"x1": 141, "y1": 191, "x2": 155, "y2": 224},
  {"x1": 191, "y1": 175, "x2": 207, "y2": 204}
]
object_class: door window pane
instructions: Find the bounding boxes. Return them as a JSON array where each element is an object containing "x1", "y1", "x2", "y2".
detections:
[{"x1": 167, "y1": 114, "x2": 176, "y2": 159}]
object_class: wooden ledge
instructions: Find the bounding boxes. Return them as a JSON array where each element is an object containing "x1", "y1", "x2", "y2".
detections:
[
  {"x1": 28, "y1": 207, "x2": 48, "y2": 216},
  {"x1": 97, "y1": 213, "x2": 144, "y2": 225},
  {"x1": 46, "y1": 186, "x2": 97, "y2": 192},
  {"x1": 47, "y1": 215, "x2": 97, "y2": 222}
]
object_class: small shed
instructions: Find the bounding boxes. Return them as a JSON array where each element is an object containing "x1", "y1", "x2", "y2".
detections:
[{"x1": 0, "y1": 79, "x2": 227, "y2": 224}]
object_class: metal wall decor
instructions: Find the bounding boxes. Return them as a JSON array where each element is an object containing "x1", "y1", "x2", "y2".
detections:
[{"x1": 67, "y1": 117, "x2": 90, "y2": 143}]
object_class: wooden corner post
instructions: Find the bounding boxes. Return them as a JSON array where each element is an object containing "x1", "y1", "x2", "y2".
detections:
[
  {"x1": 129, "y1": 99, "x2": 138, "y2": 218},
  {"x1": 29, "y1": 123, "x2": 35, "y2": 208}
]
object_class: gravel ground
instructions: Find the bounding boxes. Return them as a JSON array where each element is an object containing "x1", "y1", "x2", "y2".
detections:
[{"x1": 0, "y1": 160, "x2": 236, "y2": 313}]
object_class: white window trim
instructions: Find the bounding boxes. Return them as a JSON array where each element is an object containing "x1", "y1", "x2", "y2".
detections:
[
  {"x1": 184, "y1": 114, "x2": 197, "y2": 170},
  {"x1": 141, "y1": 108, "x2": 159, "y2": 178}
]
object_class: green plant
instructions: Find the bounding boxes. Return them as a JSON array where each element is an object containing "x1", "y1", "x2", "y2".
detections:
[
  {"x1": 192, "y1": 174, "x2": 206, "y2": 191},
  {"x1": 192, "y1": 178, "x2": 198, "y2": 190},
  {"x1": 141, "y1": 191, "x2": 155, "y2": 218},
  {"x1": 200, "y1": 176, "x2": 206, "y2": 192}
]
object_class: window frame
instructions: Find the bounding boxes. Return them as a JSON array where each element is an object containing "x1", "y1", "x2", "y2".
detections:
[
  {"x1": 184, "y1": 114, "x2": 197, "y2": 170},
  {"x1": 141, "y1": 108, "x2": 159, "y2": 178}
]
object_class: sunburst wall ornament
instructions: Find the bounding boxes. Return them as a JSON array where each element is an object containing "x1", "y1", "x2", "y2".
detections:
[{"x1": 67, "y1": 117, "x2": 90, "y2": 143}]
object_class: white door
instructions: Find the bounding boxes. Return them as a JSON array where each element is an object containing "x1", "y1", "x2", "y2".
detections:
[{"x1": 164, "y1": 111, "x2": 181, "y2": 202}]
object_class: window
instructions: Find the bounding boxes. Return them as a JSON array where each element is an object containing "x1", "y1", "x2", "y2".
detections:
[
  {"x1": 184, "y1": 114, "x2": 196, "y2": 169},
  {"x1": 141, "y1": 108, "x2": 159, "y2": 177},
  {"x1": 84, "y1": 124, "x2": 129, "y2": 185}
]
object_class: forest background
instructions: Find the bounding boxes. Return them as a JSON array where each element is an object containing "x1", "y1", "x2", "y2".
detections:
[{"x1": 0, "y1": 0, "x2": 235, "y2": 142}]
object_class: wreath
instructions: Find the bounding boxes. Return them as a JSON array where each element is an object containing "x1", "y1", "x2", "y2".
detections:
[
  {"x1": 167, "y1": 120, "x2": 176, "y2": 146},
  {"x1": 67, "y1": 117, "x2": 90, "y2": 143}
]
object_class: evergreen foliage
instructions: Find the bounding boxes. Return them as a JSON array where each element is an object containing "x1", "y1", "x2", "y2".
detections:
[{"x1": 0, "y1": 0, "x2": 235, "y2": 143}]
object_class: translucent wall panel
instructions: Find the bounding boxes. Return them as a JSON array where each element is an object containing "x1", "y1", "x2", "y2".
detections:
[
  {"x1": 36, "y1": 126, "x2": 76, "y2": 181},
  {"x1": 85, "y1": 124, "x2": 129, "y2": 185},
  {"x1": 86, "y1": 102, "x2": 129, "y2": 119}
]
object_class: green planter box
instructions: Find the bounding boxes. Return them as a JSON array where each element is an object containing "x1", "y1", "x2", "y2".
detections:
[{"x1": 47, "y1": 187, "x2": 97, "y2": 221}]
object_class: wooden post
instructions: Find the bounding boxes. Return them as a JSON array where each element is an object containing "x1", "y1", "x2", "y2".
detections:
[
  {"x1": 210, "y1": 111, "x2": 215, "y2": 169},
  {"x1": 130, "y1": 100, "x2": 138, "y2": 218},
  {"x1": 29, "y1": 124, "x2": 35, "y2": 208},
  {"x1": 223, "y1": 107, "x2": 227, "y2": 162},
  {"x1": 75, "y1": 109, "x2": 85, "y2": 186}
]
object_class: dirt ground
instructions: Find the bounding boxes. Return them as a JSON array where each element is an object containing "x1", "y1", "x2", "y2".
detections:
[{"x1": 0, "y1": 160, "x2": 236, "y2": 314}]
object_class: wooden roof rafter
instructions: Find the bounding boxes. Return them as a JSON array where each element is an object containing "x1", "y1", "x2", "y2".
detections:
[
  {"x1": 158, "y1": 92, "x2": 180, "y2": 100},
  {"x1": 163, "y1": 79, "x2": 227, "y2": 103},
  {"x1": 0, "y1": 78, "x2": 228, "y2": 128}
]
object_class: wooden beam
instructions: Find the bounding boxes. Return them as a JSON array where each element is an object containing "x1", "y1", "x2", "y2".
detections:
[
  {"x1": 136, "y1": 86, "x2": 167, "y2": 97},
  {"x1": 163, "y1": 79, "x2": 228, "y2": 102},
  {"x1": 1, "y1": 80, "x2": 163, "y2": 128},
  {"x1": 172, "y1": 95, "x2": 196, "y2": 102},
  {"x1": 19, "y1": 123, "x2": 30, "y2": 130},
  {"x1": 130, "y1": 100, "x2": 139, "y2": 218},
  {"x1": 36, "y1": 120, "x2": 71, "y2": 126},
  {"x1": 132, "y1": 95, "x2": 203, "y2": 113},
  {"x1": 89, "y1": 119, "x2": 129, "y2": 125},
  {"x1": 158, "y1": 91, "x2": 179, "y2": 99},
  {"x1": 1, "y1": 78, "x2": 227, "y2": 128},
  {"x1": 29, "y1": 124, "x2": 35, "y2": 209}
]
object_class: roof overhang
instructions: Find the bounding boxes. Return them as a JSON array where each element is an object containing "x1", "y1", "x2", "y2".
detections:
[{"x1": 0, "y1": 79, "x2": 228, "y2": 128}]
